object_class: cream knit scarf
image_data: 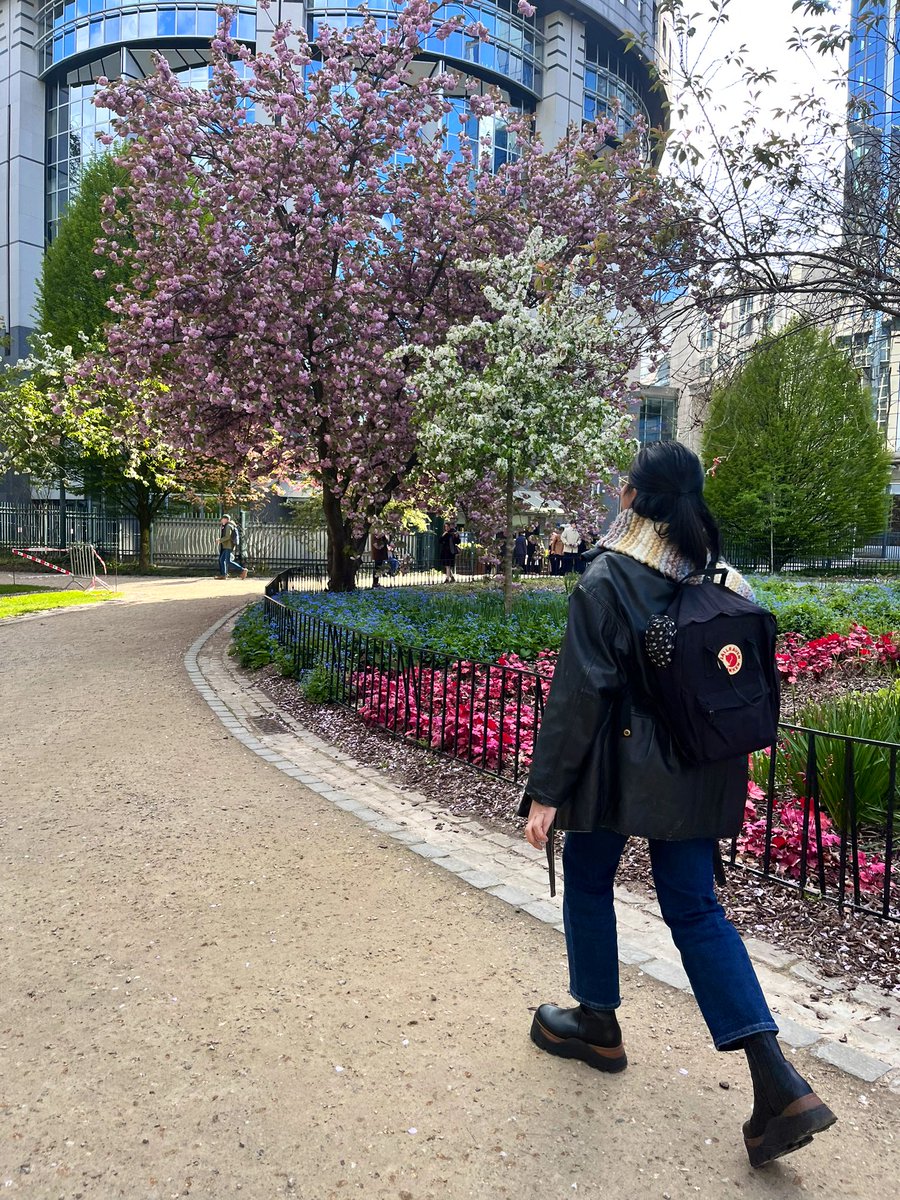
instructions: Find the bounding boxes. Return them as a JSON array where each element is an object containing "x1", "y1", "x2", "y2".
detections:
[{"x1": 596, "y1": 509, "x2": 754, "y2": 599}]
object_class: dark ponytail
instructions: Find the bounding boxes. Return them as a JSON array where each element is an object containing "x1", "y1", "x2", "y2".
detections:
[{"x1": 625, "y1": 441, "x2": 720, "y2": 570}]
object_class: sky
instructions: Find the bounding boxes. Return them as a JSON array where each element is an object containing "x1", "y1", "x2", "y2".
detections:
[{"x1": 670, "y1": 0, "x2": 852, "y2": 145}]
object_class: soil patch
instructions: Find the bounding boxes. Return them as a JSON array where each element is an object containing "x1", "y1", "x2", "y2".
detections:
[{"x1": 258, "y1": 666, "x2": 900, "y2": 1001}]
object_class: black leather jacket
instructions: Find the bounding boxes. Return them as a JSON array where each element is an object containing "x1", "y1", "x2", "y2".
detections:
[{"x1": 519, "y1": 550, "x2": 747, "y2": 840}]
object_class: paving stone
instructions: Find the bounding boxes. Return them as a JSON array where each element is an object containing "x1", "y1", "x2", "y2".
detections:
[
  {"x1": 774, "y1": 1016, "x2": 822, "y2": 1048},
  {"x1": 811, "y1": 1040, "x2": 891, "y2": 1082},
  {"x1": 617, "y1": 941, "x2": 653, "y2": 966},
  {"x1": 521, "y1": 899, "x2": 563, "y2": 924},
  {"x1": 486, "y1": 883, "x2": 535, "y2": 908},
  {"x1": 430, "y1": 855, "x2": 476, "y2": 874},
  {"x1": 369, "y1": 818, "x2": 405, "y2": 834},
  {"x1": 789, "y1": 961, "x2": 851, "y2": 992},
  {"x1": 640, "y1": 958, "x2": 693, "y2": 994},
  {"x1": 614, "y1": 886, "x2": 655, "y2": 910},
  {"x1": 407, "y1": 842, "x2": 451, "y2": 860},
  {"x1": 849, "y1": 983, "x2": 900, "y2": 1018},
  {"x1": 353, "y1": 808, "x2": 382, "y2": 823},
  {"x1": 742, "y1": 937, "x2": 801, "y2": 970},
  {"x1": 457, "y1": 869, "x2": 504, "y2": 890}
]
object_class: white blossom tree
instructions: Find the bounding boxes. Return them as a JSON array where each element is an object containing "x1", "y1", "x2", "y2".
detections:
[{"x1": 408, "y1": 229, "x2": 637, "y2": 609}]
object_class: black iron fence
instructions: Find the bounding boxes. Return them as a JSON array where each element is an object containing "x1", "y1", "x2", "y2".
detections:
[
  {"x1": 263, "y1": 572, "x2": 899, "y2": 923},
  {"x1": 263, "y1": 587, "x2": 549, "y2": 786},
  {"x1": 722, "y1": 533, "x2": 900, "y2": 576}
]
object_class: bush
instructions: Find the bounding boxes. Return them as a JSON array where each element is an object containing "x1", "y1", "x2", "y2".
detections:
[
  {"x1": 299, "y1": 663, "x2": 337, "y2": 703},
  {"x1": 750, "y1": 577, "x2": 900, "y2": 637},
  {"x1": 230, "y1": 602, "x2": 295, "y2": 674},
  {"x1": 759, "y1": 681, "x2": 900, "y2": 831}
]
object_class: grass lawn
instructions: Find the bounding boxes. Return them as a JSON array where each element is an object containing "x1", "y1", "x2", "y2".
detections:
[
  {"x1": 0, "y1": 584, "x2": 57, "y2": 596},
  {"x1": 0, "y1": 590, "x2": 122, "y2": 619}
]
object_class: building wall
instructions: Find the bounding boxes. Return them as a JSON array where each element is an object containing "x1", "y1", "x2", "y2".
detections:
[{"x1": 1, "y1": 0, "x2": 45, "y2": 361}]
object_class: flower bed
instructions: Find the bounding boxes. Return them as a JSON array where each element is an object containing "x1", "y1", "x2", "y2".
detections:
[
  {"x1": 248, "y1": 584, "x2": 900, "y2": 919},
  {"x1": 353, "y1": 652, "x2": 556, "y2": 775},
  {"x1": 739, "y1": 783, "x2": 887, "y2": 898}
]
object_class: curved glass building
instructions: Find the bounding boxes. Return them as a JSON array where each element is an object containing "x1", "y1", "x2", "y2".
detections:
[{"x1": 0, "y1": 0, "x2": 671, "y2": 367}]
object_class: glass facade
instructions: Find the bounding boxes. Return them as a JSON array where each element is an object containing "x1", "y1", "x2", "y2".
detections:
[
  {"x1": 639, "y1": 390, "x2": 676, "y2": 444},
  {"x1": 37, "y1": 2, "x2": 256, "y2": 240},
  {"x1": 307, "y1": 1, "x2": 544, "y2": 98},
  {"x1": 34, "y1": 2, "x2": 663, "y2": 243},
  {"x1": 36, "y1": 3, "x2": 257, "y2": 74},
  {"x1": 583, "y1": 36, "x2": 650, "y2": 139}
]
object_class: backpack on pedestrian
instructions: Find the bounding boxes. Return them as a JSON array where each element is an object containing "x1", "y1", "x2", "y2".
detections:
[{"x1": 643, "y1": 568, "x2": 780, "y2": 765}]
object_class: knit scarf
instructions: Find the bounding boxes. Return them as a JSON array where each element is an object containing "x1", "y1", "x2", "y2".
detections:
[{"x1": 596, "y1": 509, "x2": 754, "y2": 599}]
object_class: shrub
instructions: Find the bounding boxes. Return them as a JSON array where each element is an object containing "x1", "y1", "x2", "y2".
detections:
[{"x1": 782, "y1": 681, "x2": 900, "y2": 830}]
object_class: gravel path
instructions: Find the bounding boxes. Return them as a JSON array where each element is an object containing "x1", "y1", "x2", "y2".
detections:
[{"x1": 1, "y1": 575, "x2": 898, "y2": 1199}]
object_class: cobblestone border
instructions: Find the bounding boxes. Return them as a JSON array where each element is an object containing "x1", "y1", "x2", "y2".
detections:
[{"x1": 185, "y1": 610, "x2": 900, "y2": 1089}]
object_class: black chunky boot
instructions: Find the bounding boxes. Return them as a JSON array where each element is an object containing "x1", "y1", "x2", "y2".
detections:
[
  {"x1": 742, "y1": 1032, "x2": 836, "y2": 1167},
  {"x1": 530, "y1": 1003, "x2": 627, "y2": 1073}
]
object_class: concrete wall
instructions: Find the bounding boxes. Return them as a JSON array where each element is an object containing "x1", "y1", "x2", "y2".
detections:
[{"x1": 0, "y1": 0, "x2": 43, "y2": 362}]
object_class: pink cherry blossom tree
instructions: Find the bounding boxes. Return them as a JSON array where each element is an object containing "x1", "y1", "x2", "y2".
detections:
[{"x1": 91, "y1": 1, "x2": 693, "y2": 589}]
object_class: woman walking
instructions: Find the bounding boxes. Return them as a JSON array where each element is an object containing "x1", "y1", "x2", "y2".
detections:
[{"x1": 521, "y1": 441, "x2": 835, "y2": 1169}]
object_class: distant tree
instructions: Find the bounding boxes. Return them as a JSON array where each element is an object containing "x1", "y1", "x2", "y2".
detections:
[
  {"x1": 36, "y1": 154, "x2": 132, "y2": 348},
  {"x1": 24, "y1": 153, "x2": 220, "y2": 568},
  {"x1": 702, "y1": 324, "x2": 891, "y2": 569},
  {"x1": 0, "y1": 336, "x2": 181, "y2": 570},
  {"x1": 409, "y1": 229, "x2": 635, "y2": 610}
]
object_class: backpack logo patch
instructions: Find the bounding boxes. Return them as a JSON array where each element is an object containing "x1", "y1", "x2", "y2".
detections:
[{"x1": 717, "y1": 643, "x2": 743, "y2": 675}]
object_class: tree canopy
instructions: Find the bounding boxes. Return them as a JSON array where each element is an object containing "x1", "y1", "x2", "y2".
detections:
[
  {"x1": 652, "y1": 0, "x2": 900, "y2": 328},
  {"x1": 89, "y1": 1, "x2": 695, "y2": 589},
  {"x1": 409, "y1": 229, "x2": 635, "y2": 606},
  {"x1": 702, "y1": 323, "x2": 891, "y2": 568},
  {"x1": 36, "y1": 154, "x2": 132, "y2": 348}
]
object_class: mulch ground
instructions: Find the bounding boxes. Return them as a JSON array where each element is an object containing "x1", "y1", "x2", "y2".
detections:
[{"x1": 257, "y1": 664, "x2": 900, "y2": 1003}]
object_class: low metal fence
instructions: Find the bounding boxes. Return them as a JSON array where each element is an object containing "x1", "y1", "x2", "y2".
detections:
[
  {"x1": 263, "y1": 574, "x2": 899, "y2": 923},
  {"x1": 722, "y1": 534, "x2": 900, "y2": 576},
  {"x1": 263, "y1": 586, "x2": 550, "y2": 785}
]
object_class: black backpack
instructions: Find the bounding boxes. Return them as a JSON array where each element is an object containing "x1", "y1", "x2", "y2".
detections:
[{"x1": 644, "y1": 568, "x2": 780, "y2": 765}]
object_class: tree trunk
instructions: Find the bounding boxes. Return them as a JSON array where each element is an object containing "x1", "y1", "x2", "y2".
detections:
[
  {"x1": 504, "y1": 464, "x2": 515, "y2": 616},
  {"x1": 137, "y1": 494, "x2": 152, "y2": 573},
  {"x1": 322, "y1": 480, "x2": 364, "y2": 591},
  {"x1": 59, "y1": 476, "x2": 67, "y2": 550}
]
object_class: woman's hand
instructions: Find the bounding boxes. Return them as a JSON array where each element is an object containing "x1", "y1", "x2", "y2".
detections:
[{"x1": 524, "y1": 799, "x2": 556, "y2": 850}]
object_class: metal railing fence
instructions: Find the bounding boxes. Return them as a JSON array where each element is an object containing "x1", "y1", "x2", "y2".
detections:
[
  {"x1": 263, "y1": 589, "x2": 550, "y2": 786},
  {"x1": 722, "y1": 533, "x2": 900, "y2": 576},
  {"x1": 263, "y1": 572, "x2": 899, "y2": 923}
]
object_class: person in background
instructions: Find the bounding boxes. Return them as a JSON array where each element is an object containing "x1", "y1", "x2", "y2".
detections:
[
  {"x1": 549, "y1": 525, "x2": 565, "y2": 576},
  {"x1": 372, "y1": 532, "x2": 390, "y2": 586},
  {"x1": 526, "y1": 530, "x2": 543, "y2": 575},
  {"x1": 513, "y1": 530, "x2": 528, "y2": 571},
  {"x1": 520, "y1": 440, "x2": 835, "y2": 1170},
  {"x1": 438, "y1": 523, "x2": 462, "y2": 583},
  {"x1": 560, "y1": 520, "x2": 580, "y2": 574},
  {"x1": 218, "y1": 514, "x2": 247, "y2": 580}
]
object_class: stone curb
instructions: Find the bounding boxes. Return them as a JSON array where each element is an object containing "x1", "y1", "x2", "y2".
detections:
[{"x1": 184, "y1": 611, "x2": 899, "y2": 1087}]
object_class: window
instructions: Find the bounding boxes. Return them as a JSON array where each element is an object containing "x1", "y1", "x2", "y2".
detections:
[{"x1": 639, "y1": 393, "x2": 677, "y2": 445}]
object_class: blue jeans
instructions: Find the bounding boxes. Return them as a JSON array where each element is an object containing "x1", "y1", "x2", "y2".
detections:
[
  {"x1": 562, "y1": 830, "x2": 777, "y2": 1050},
  {"x1": 218, "y1": 548, "x2": 243, "y2": 576}
]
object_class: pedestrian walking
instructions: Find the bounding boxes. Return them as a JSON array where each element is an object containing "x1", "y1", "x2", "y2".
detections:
[
  {"x1": 438, "y1": 523, "x2": 462, "y2": 583},
  {"x1": 513, "y1": 531, "x2": 527, "y2": 571},
  {"x1": 520, "y1": 440, "x2": 835, "y2": 1169},
  {"x1": 217, "y1": 514, "x2": 247, "y2": 580}
]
